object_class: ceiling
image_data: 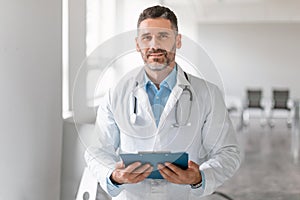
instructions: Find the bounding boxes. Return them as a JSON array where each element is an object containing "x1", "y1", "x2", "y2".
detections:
[{"x1": 160, "y1": 0, "x2": 300, "y2": 22}]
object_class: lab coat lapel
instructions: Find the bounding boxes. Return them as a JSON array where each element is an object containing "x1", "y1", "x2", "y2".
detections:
[
  {"x1": 133, "y1": 88, "x2": 152, "y2": 114},
  {"x1": 158, "y1": 66, "x2": 190, "y2": 129},
  {"x1": 158, "y1": 86, "x2": 182, "y2": 129},
  {"x1": 132, "y1": 68, "x2": 156, "y2": 127}
]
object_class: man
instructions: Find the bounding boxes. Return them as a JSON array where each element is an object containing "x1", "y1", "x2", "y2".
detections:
[{"x1": 85, "y1": 5, "x2": 240, "y2": 200}]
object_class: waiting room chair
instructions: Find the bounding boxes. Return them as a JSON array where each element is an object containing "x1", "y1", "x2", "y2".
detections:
[
  {"x1": 76, "y1": 167, "x2": 111, "y2": 200},
  {"x1": 268, "y1": 89, "x2": 293, "y2": 128},
  {"x1": 242, "y1": 89, "x2": 266, "y2": 127}
]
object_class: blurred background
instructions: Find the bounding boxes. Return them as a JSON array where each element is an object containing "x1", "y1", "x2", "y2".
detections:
[{"x1": 1, "y1": 0, "x2": 300, "y2": 199}]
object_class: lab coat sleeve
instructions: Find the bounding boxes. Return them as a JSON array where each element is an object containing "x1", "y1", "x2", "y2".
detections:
[
  {"x1": 84, "y1": 89, "x2": 123, "y2": 197},
  {"x1": 192, "y1": 84, "x2": 241, "y2": 197}
]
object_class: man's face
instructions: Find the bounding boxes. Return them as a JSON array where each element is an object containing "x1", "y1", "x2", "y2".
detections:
[{"x1": 136, "y1": 18, "x2": 181, "y2": 71}]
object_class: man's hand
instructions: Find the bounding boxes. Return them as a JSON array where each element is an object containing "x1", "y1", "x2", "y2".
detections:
[
  {"x1": 110, "y1": 161, "x2": 153, "y2": 185},
  {"x1": 158, "y1": 160, "x2": 201, "y2": 185}
]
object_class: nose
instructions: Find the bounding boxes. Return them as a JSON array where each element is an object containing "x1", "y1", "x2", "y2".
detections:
[{"x1": 149, "y1": 35, "x2": 160, "y2": 49}]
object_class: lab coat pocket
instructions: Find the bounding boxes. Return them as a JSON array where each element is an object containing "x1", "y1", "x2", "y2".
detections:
[
  {"x1": 119, "y1": 131, "x2": 138, "y2": 153},
  {"x1": 119, "y1": 130, "x2": 156, "y2": 153}
]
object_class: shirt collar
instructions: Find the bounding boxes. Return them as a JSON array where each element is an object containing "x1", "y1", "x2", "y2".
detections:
[{"x1": 144, "y1": 64, "x2": 177, "y2": 91}]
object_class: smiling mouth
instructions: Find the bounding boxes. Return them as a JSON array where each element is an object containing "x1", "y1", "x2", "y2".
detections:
[
  {"x1": 146, "y1": 49, "x2": 168, "y2": 59},
  {"x1": 149, "y1": 53, "x2": 164, "y2": 57}
]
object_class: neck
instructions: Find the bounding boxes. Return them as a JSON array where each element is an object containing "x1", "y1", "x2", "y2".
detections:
[{"x1": 145, "y1": 62, "x2": 175, "y2": 89}]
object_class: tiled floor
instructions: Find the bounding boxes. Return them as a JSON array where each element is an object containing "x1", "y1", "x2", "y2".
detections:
[{"x1": 202, "y1": 118, "x2": 300, "y2": 200}]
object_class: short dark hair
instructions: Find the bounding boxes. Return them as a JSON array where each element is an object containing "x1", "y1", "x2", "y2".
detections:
[{"x1": 137, "y1": 5, "x2": 178, "y2": 31}]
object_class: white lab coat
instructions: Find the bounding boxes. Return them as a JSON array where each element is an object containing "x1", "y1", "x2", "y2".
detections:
[{"x1": 85, "y1": 66, "x2": 241, "y2": 200}]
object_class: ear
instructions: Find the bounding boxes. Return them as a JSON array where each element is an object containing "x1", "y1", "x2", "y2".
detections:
[
  {"x1": 176, "y1": 34, "x2": 182, "y2": 49},
  {"x1": 135, "y1": 37, "x2": 141, "y2": 52}
]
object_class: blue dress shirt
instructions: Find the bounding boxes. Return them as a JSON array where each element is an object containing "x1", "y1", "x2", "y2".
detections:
[{"x1": 144, "y1": 66, "x2": 177, "y2": 126}]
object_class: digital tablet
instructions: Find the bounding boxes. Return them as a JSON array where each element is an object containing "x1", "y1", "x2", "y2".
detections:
[{"x1": 120, "y1": 152, "x2": 188, "y2": 179}]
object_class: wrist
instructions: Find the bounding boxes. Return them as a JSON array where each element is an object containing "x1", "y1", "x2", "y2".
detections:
[
  {"x1": 190, "y1": 170, "x2": 202, "y2": 189},
  {"x1": 190, "y1": 181, "x2": 202, "y2": 189}
]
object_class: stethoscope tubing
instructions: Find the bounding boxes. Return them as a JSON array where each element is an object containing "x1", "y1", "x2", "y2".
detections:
[{"x1": 130, "y1": 72, "x2": 192, "y2": 127}]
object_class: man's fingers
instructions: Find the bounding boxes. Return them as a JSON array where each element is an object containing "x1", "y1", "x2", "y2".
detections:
[
  {"x1": 136, "y1": 166, "x2": 153, "y2": 179},
  {"x1": 132, "y1": 164, "x2": 152, "y2": 176},
  {"x1": 158, "y1": 161, "x2": 201, "y2": 185},
  {"x1": 112, "y1": 162, "x2": 154, "y2": 184},
  {"x1": 163, "y1": 162, "x2": 183, "y2": 175},
  {"x1": 188, "y1": 160, "x2": 199, "y2": 170},
  {"x1": 127, "y1": 165, "x2": 153, "y2": 183},
  {"x1": 115, "y1": 161, "x2": 125, "y2": 169},
  {"x1": 158, "y1": 164, "x2": 178, "y2": 178},
  {"x1": 124, "y1": 162, "x2": 142, "y2": 173},
  {"x1": 158, "y1": 164, "x2": 179, "y2": 183}
]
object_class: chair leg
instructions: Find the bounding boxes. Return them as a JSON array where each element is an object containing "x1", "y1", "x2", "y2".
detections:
[
  {"x1": 287, "y1": 110, "x2": 293, "y2": 128},
  {"x1": 243, "y1": 109, "x2": 250, "y2": 126},
  {"x1": 260, "y1": 109, "x2": 267, "y2": 127},
  {"x1": 237, "y1": 110, "x2": 245, "y2": 131},
  {"x1": 268, "y1": 110, "x2": 275, "y2": 128}
]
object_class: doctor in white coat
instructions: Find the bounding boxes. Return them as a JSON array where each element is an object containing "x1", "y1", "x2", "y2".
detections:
[{"x1": 85, "y1": 5, "x2": 241, "y2": 200}]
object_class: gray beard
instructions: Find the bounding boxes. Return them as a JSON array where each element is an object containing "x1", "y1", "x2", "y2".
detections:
[
  {"x1": 142, "y1": 44, "x2": 176, "y2": 71},
  {"x1": 145, "y1": 60, "x2": 169, "y2": 71}
]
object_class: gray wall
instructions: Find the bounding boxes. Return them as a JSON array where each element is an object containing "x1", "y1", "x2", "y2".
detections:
[{"x1": 0, "y1": 0, "x2": 63, "y2": 200}]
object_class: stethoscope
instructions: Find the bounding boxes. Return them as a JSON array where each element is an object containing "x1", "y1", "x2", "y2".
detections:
[{"x1": 130, "y1": 72, "x2": 193, "y2": 127}]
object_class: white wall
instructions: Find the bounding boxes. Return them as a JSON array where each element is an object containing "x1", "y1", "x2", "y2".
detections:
[
  {"x1": 196, "y1": 23, "x2": 300, "y2": 101},
  {"x1": 0, "y1": 1, "x2": 63, "y2": 200}
]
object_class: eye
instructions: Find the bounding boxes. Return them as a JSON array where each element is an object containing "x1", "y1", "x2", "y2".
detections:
[
  {"x1": 158, "y1": 34, "x2": 169, "y2": 40},
  {"x1": 141, "y1": 35, "x2": 152, "y2": 41}
]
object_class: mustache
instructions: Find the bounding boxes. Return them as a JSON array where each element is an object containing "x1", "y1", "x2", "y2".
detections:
[{"x1": 146, "y1": 49, "x2": 168, "y2": 57}]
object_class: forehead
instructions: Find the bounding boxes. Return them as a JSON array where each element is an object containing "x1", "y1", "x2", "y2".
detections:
[
  {"x1": 138, "y1": 18, "x2": 174, "y2": 35},
  {"x1": 139, "y1": 18, "x2": 172, "y2": 29}
]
